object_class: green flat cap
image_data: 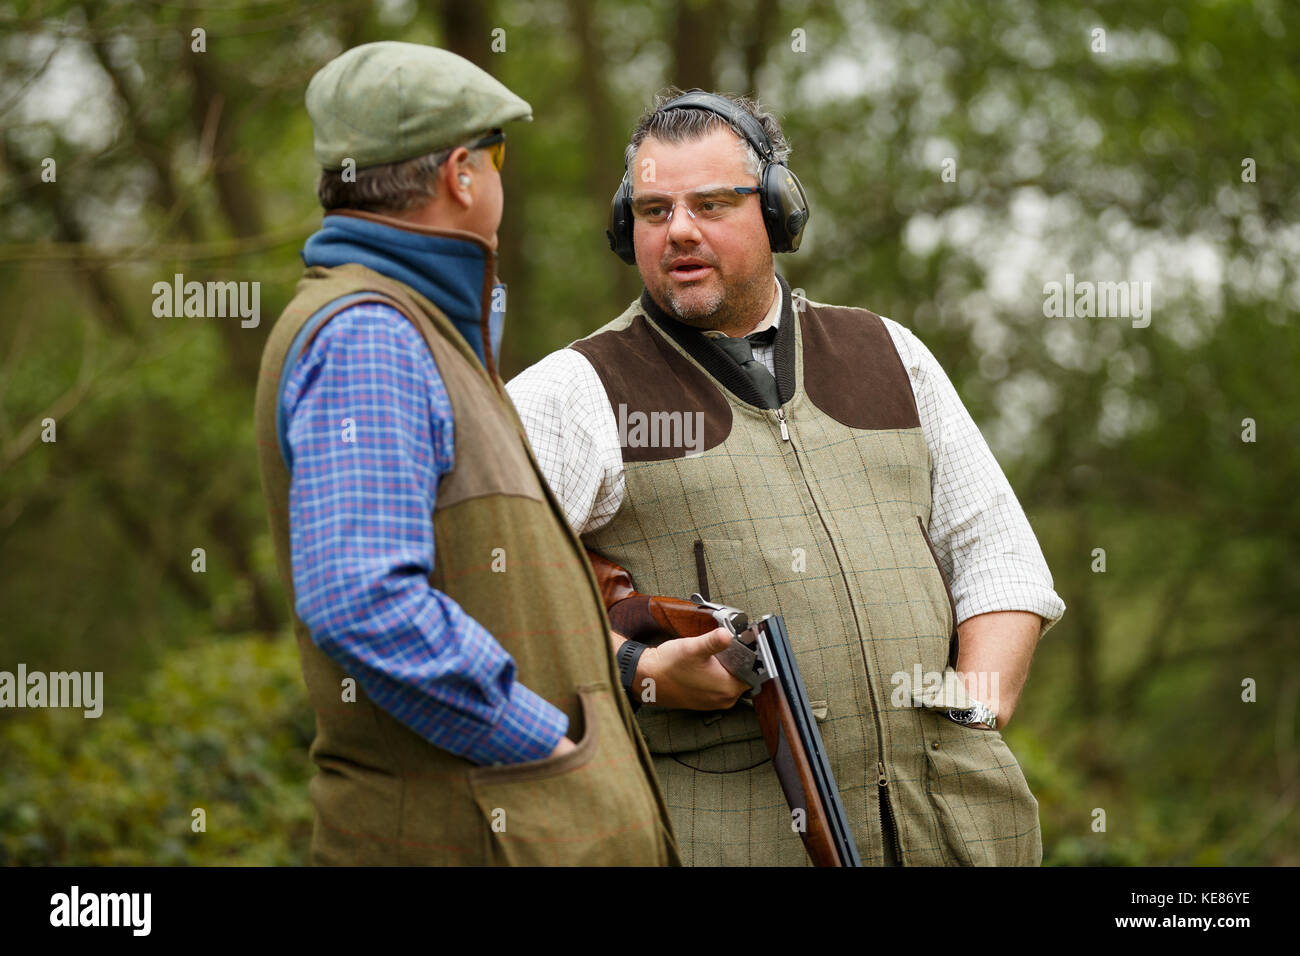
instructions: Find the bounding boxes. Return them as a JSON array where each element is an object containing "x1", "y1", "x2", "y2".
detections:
[{"x1": 306, "y1": 41, "x2": 532, "y2": 170}]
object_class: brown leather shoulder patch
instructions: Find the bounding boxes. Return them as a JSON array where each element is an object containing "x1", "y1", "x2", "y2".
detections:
[
  {"x1": 800, "y1": 303, "x2": 920, "y2": 430},
  {"x1": 570, "y1": 314, "x2": 732, "y2": 462}
]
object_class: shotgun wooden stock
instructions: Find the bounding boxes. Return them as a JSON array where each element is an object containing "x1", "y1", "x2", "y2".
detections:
[
  {"x1": 587, "y1": 549, "x2": 860, "y2": 867},
  {"x1": 587, "y1": 549, "x2": 718, "y2": 645}
]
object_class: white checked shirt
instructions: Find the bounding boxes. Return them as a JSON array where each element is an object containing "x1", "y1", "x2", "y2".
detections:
[{"x1": 507, "y1": 276, "x2": 1066, "y2": 635}]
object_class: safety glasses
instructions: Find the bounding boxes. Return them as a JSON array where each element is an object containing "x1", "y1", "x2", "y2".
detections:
[
  {"x1": 630, "y1": 184, "x2": 760, "y2": 224},
  {"x1": 468, "y1": 130, "x2": 506, "y2": 171}
]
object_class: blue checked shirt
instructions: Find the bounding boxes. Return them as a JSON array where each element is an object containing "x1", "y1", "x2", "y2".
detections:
[{"x1": 281, "y1": 302, "x2": 569, "y2": 766}]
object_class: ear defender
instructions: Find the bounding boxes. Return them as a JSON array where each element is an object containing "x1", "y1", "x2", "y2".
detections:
[
  {"x1": 760, "y1": 164, "x2": 809, "y2": 253},
  {"x1": 606, "y1": 172, "x2": 637, "y2": 265},
  {"x1": 606, "y1": 90, "x2": 810, "y2": 264}
]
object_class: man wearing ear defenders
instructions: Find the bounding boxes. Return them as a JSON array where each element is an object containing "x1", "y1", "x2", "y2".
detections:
[
  {"x1": 254, "y1": 43, "x2": 680, "y2": 865},
  {"x1": 508, "y1": 88, "x2": 1066, "y2": 866}
]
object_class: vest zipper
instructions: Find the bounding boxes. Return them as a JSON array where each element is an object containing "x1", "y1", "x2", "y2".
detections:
[
  {"x1": 774, "y1": 403, "x2": 895, "y2": 863},
  {"x1": 878, "y1": 760, "x2": 904, "y2": 865}
]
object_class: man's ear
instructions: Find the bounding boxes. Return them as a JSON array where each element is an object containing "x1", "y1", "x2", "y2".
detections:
[{"x1": 439, "y1": 146, "x2": 473, "y2": 208}]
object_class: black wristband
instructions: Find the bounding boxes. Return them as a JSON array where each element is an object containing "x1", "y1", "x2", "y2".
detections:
[{"x1": 616, "y1": 640, "x2": 649, "y2": 712}]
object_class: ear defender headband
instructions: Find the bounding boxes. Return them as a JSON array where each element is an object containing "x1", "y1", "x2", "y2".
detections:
[{"x1": 606, "y1": 90, "x2": 810, "y2": 265}]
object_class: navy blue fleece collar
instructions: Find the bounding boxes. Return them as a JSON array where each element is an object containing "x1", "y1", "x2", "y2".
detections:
[{"x1": 301, "y1": 212, "x2": 505, "y2": 367}]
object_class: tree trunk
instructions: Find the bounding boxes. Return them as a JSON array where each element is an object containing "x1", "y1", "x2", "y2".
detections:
[{"x1": 671, "y1": 0, "x2": 723, "y2": 91}]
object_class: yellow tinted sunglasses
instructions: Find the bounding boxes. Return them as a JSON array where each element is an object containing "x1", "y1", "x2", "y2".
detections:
[{"x1": 469, "y1": 130, "x2": 506, "y2": 171}]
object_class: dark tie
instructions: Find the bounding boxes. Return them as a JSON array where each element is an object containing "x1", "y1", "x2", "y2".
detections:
[{"x1": 712, "y1": 327, "x2": 780, "y2": 408}]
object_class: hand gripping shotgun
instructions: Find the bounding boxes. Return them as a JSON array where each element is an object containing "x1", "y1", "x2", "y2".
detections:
[{"x1": 588, "y1": 550, "x2": 861, "y2": 867}]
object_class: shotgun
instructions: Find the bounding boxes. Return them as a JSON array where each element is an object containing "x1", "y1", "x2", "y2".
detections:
[{"x1": 588, "y1": 550, "x2": 861, "y2": 867}]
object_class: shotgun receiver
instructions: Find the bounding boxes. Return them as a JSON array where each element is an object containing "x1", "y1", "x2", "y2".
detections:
[{"x1": 588, "y1": 550, "x2": 861, "y2": 867}]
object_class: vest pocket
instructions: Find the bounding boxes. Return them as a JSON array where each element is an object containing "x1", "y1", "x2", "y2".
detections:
[
  {"x1": 917, "y1": 707, "x2": 1042, "y2": 866},
  {"x1": 469, "y1": 689, "x2": 600, "y2": 787},
  {"x1": 695, "y1": 537, "x2": 745, "y2": 605},
  {"x1": 468, "y1": 685, "x2": 665, "y2": 865}
]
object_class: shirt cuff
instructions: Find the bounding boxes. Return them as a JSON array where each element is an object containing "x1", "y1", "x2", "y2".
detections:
[
  {"x1": 958, "y1": 585, "x2": 1067, "y2": 638},
  {"x1": 463, "y1": 682, "x2": 570, "y2": 767}
]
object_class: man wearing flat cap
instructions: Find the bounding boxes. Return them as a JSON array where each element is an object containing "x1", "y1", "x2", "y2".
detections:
[{"x1": 254, "y1": 42, "x2": 681, "y2": 865}]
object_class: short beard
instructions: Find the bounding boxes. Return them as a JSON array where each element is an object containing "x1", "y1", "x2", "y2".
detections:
[
  {"x1": 663, "y1": 283, "x2": 724, "y2": 324},
  {"x1": 660, "y1": 270, "x2": 772, "y2": 335}
]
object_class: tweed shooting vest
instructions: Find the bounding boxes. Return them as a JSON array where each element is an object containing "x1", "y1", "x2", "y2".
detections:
[
  {"x1": 573, "y1": 276, "x2": 1041, "y2": 867},
  {"x1": 254, "y1": 260, "x2": 679, "y2": 866}
]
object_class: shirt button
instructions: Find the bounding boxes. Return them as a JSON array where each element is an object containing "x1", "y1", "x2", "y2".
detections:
[{"x1": 930, "y1": 741, "x2": 940, "y2": 750}]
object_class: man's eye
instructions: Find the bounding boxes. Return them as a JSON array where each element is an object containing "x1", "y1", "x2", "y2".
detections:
[{"x1": 643, "y1": 206, "x2": 668, "y2": 219}]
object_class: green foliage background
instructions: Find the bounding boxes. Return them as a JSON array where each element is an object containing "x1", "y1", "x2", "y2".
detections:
[
  {"x1": 0, "y1": 638, "x2": 312, "y2": 865},
  {"x1": 0, "y1": 0, "x2": 1296, "y2": 865}
]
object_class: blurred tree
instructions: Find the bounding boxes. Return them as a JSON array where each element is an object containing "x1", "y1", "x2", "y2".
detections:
[{"x1": 0, "y1": 0, "x2": 1295, "y2": 865}]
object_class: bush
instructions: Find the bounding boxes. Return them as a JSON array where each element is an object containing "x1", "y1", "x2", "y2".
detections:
[{"x1": 0, "y1": 634, "x2": 314, "y2": 865}]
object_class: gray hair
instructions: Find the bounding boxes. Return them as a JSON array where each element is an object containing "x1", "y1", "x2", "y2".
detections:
[
  {"x1": 317, "y1": 144, "x2": 483, "y2": 214},
  {"x1": 622, "y1": 87, "x2": 791, "y2": 180}
]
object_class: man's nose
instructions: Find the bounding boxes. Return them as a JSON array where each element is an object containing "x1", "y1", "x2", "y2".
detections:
[{"x1": 665, "y1": 199, "x2": 702, "y2": 244}]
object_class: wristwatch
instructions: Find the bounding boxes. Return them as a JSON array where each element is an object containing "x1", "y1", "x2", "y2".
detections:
[
  {"x1": 616, "y1": 640, "x2": 649, "y2": 713},
  {"x1": 945, "y1": 698, "x2": 998, "y2": 730}
]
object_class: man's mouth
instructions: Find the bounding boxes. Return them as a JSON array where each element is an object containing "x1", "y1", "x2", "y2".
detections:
[{"x1": 667, "y1": 259, "x2": 714, "y2": 282}]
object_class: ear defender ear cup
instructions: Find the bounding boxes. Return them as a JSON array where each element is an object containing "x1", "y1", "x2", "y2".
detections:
[
  {"x1": 760, "y1": 163, "x2": 810, "y2": 253},
  {"x1": 606, "y1": 173, "x2": 637, "y2": 265}
]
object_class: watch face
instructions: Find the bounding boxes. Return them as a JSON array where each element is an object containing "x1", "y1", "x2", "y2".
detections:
[{"x1": 948, "y1": 708, "x2": 973, "y2": 723}]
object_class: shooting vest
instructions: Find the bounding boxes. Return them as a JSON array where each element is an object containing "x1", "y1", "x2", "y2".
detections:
[
  {"x1": 254, "y1": 259, "x2": 679, "y2": 866},
  {"x1": 573, "y1": 276, "x2": 1041, "y2": 866}
]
